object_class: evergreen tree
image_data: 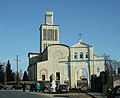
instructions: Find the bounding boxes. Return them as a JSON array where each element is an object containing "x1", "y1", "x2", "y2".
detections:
[
  {"x1": 91, "y1": 74, "x2": 97, "y2": 91},
  {"x1": 0, "y1": 63, "x2": 4, "y2": 73},
  {"x1": 0, "y1": 63, "x2": 4, "y2": 83},
  {"x1": 100, "y1": 71, "x2": 108, "y2": 84},
  {"x1": 23, "y1": 71, "x2": 28, "y2": 81},
  {"x1": 6, "y1": 60, "x2": 12, "y2": 82}
]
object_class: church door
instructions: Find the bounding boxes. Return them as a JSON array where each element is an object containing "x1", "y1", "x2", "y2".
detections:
[
  {"x1": 56, "y1": 72, "x2": 60, "y2": 80},
  {"x1": 42, "y1": 75, "x2": 45, "y2": 80}
]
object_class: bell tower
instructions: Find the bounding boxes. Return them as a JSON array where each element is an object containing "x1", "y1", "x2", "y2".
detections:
[
  {"x1": 45, "y1": 12, "x2": 53, "y2": 25},
  {"x1": 39, "y1": 12, "x2": 59, "y2": 53}
]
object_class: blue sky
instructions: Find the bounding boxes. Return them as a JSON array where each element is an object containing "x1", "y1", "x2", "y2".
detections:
[{"x1": 0, "y1": 0, "x2": 120, "y2": 72}]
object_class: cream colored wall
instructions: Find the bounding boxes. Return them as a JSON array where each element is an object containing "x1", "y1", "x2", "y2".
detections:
[
  {"x1": 90, "y1": 55, "x2": 105, "y2": 76},
  {"x1": 28, "y1": 42, "x2": 105, "y2": 88},
  {"x1": 40, "y1": 25, "x2": 59, "y2": 52},
  {"x1": 70, "y1": 42, "x2": 94, "y2": 61},
  {"x1": 79, "y1": 69, "x2": 82, "y2": 78},
  {"x1": 37, "y1": 45, "x2": 69, "y2": 82},
  {"x1": 70, "y1": 47, "x2": 89, "y2": 61},
  {"x1": 89, "y1": 47, "x2": 94, "y2": 60},
  {"x1": 69, "y1": 42, "x2": 105, "y2": 87},
  {"x1": 59, "y1": 64, "x2": 69, "y2": 84},
  {"x1": 90, "y1": 60, "x2": 105, "y2": 76}
]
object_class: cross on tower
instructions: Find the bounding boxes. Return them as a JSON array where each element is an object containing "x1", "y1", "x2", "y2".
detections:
[{"x1": 78, "y1": 33, "x2": 83, "y2": 40}]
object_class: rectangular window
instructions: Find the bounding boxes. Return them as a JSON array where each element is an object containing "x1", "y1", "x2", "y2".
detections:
[
  {"x1": 56, "y1": 72, "x2": 60, "y2": 80},
  {"x1": 50, "y1": 29, "x2": 52, "y2": 40},
  {"x1": 43, "y1": 29, "x2": 46, "y2": 40},
  {"x1": 44, "y1": 28, "x2": 58, "y2": 41},
  {"x1": 55, "y1": 30, "x2": 58, "y2": 41},
  {"x1": 96, "y1": 67, "x2": 99, "y2": 73},
  {"x1": 86, "y1": 52, "x2": 89, "y2": 58},
  {"x1": 46, "y1": 15, "x2": 52, "y2": 24},
  {"x1": 47, "y1": 29, "x2": 54, "y2": 41},
  {"x1": 48, "y1": 29, "x2": 50, "y2": 40},
  {"x1": 52, "y1": 29, "x2": 54, "y2": 40}
]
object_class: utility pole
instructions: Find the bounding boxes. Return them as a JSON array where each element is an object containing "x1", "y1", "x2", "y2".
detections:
[{"x1": 14, "y1": 55, "x2": 20, "y2": 85}]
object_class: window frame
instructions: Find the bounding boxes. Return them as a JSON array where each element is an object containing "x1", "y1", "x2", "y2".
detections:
[
  {"x1": 74, "y1": 52, "x2": 78, "y2": 60},
  {"x1": 80, "y1": 52, "x2": 83, "y2": 60}
]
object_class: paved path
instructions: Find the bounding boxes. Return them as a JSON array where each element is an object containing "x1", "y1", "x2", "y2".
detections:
[
  {"x1": 0, "y1": 90, "x2": 52, "y2": 98},
  {"x1": 0, "y1": 89, "x2": 106, "y2": 98},
  {"x1": 86, "y1": 92, "x2": 107, "y2": 98}
]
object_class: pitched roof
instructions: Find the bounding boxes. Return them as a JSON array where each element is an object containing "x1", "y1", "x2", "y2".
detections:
[{"x1": 71, "y1": 40, "x2": 92, "y2": 48}]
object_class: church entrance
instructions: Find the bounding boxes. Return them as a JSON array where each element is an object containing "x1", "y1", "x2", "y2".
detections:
[
  {"x1": 40, "y1": 68, "x2": 48, "y2": 81},
  {"x1": 56, "y1": 72, "x2": 60, "y2": 80},
  {"x1": 75, "y1": 68, "x2": 88, "y2": 89}
]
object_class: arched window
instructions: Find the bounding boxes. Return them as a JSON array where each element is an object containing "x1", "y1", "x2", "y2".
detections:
[
  {"x1": 86, "y1": 52, "x2": 89, "y2": 58},
  {"x1": 80, "y1": 52, "x2": 83, "y2": 59},
  {"x1": 74, "y1": 52, "x2": 78, "y2": 60}
]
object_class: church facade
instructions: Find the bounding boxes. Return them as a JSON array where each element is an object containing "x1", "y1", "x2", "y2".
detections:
[{"x1": 28, "y1": 12, "x2": 105, "y2": 88}]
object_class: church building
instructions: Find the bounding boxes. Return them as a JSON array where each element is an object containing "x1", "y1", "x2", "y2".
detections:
[{"x1": 28, "y1": 11, "x2": 105, "y2": 88}]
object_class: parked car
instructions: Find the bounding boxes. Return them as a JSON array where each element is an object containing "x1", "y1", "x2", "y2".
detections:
[
  {"x1": 0, "y1": 85, "x2": 4, "y2": 90},
  {"x1": 56, "y1": 84, "x2": 69, "y2": 93},
  {"x1": 12, "y1": 85, "x2": 22, "y2": 90},
  {"x1": 107, "y1": 85, "x2": 120, "y2": 98},
  {"x1": 34, "y1": 81, "x2": 45, "y2": 92}
]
